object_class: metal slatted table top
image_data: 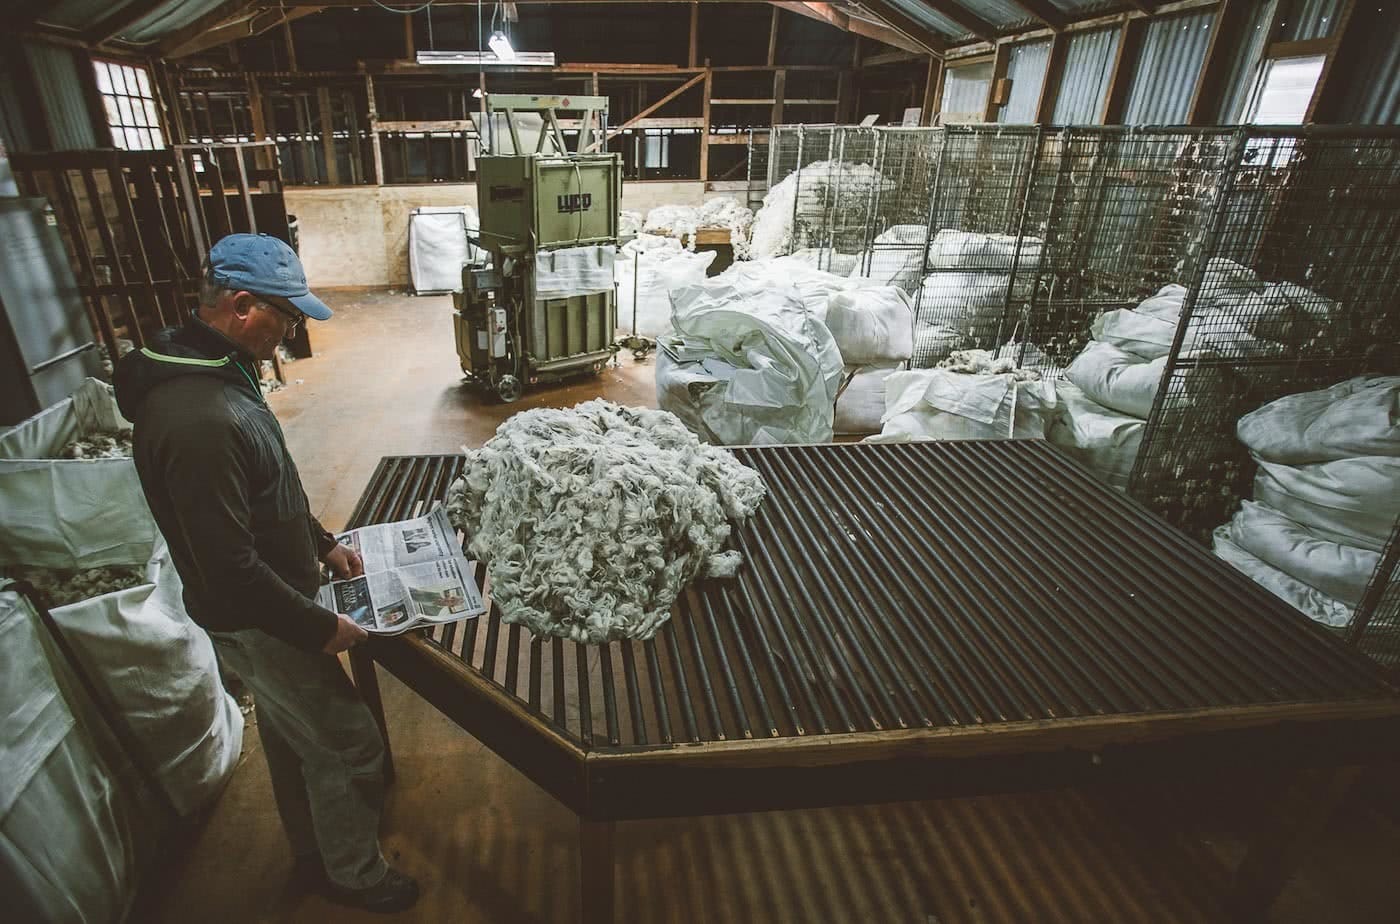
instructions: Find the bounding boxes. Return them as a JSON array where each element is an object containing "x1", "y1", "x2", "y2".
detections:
[{"x1": 348, "y1": 441, "x2": 1399, "y2": 759}]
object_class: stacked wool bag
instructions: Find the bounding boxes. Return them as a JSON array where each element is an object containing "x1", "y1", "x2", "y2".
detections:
[
  {"x1": 444, "y1": 401, "x2": 766, "y2": 644},
  {"x1": 717, "y1": 254, "x2": 871, "y2": 321},
  {"x1": 614, "y1": 234, "x2": 716, "y2": 337},
  {"x1": 868, "y1": 350, "x2": 1057, "y2": 443},
  {"x1": 750, "y1": 160, "x2": 892, "y2": 259},
  {"x1": 1213, "y1": 376, "x2": 1400, "y2": 627},
  {"x1": 915, "y1": 229, "x2": 1043, "y2": 343},
  {"x1": 824, "y1": 287, "x2": 915, "y2": 435},
  {"x1": 656, "y1": 279, "x2": 845, "y2": 445}
]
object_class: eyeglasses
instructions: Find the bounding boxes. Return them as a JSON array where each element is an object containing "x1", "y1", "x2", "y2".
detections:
[{"x1": 259, "y1": 299, "x2": 304, "y2": 333}]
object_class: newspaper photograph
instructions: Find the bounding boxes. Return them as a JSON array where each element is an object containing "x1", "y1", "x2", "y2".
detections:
[{"x1": 317, "y1": 507, "x2": 485, "y2": 635}]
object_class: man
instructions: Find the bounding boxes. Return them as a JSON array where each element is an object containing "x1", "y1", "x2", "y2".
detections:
[{"x1": 114, "y1": 233, "x2": 419, "y2": 914}]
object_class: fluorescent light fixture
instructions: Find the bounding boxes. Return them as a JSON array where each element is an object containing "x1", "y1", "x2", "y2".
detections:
[
  {"x1": 488, "y1": 31, "x2": 515, "y2": 62},
  {"x1": 415, "y1": 49, "x2": 555, "y2": 66},
  {"x1": 472, "y1": 87, "x2": 483, "y2": 98}
]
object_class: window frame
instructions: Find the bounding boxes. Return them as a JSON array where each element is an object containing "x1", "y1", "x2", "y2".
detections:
[{"x1": 93, "y1": 59, "x2": 165, "y2": 151}]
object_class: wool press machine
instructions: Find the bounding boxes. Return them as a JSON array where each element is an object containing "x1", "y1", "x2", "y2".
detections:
[{"x1": 453, "y1": 94, "x2": 621, "y2": 402}]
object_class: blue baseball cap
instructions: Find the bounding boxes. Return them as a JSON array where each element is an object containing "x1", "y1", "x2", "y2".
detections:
[{"x1": 208, "y1": 233, "x2": 332, "y2": 321}]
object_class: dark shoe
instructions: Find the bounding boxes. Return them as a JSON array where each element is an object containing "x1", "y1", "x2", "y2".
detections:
[{"x1": 324, "y1": 868, "x2": 420, "y2": 914}]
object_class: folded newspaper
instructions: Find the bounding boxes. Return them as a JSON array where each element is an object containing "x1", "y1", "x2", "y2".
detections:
[{"x1": 317, "y1": 507, "x2": 486, "y2": 635}]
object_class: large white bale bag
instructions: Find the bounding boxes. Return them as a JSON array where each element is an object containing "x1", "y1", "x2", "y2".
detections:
[
  {"x1": 1046, "y1": 382, "x2": 1144, "y2": 490},
  {"x1": 825, "y1": 287, "x2": 914, "y2": 365},
  {"x1": 869, "y1": 369, "x2": 1056, "y2": 443},
  {"x1": 850, "y1": 224, "x2": 929, "y2": 290},
  {"x1": 407, "y1": 205, "x2": 482, "y2": 294},
  {"x1": 1208, "y1": 283, "x2": 1335, "y2": 347},
  {"x1": 616, "y1": 239, "x2": 715, "y2": 337},
  {"x1": 657, "y1": 281, "x2": 844, "y2": 445},
  {"x1": 1252, "y1": 455, "x2": 1400, "y2": 553},
  {"x1": 0, "y1": 379, "x2": 156, "y2": 569},
  {"x1": 1064, "y1": 341, "x2": 1166, "y2": 420},
  {"x1": 719, "y1": 256, "x2": 867, "y2": 321},
  {"x1": 36, "y1": 538, "x2": 244, "y2": 817},
  {"x1": 1237, "y1": 375, "x2": 1400, "y2": 464},
  {"x1": 1225, "y1": 500, "x2": 1379, "y2": 607},
  {"x1": 750, "y1": 160, "x2": 891, "y2": 259},
  {"x1": 834, "y1": 363, "x2": 903, "y2": 436},
  {"x1": 1211, "y1": 528, "x2": 1353, "y2": 628},
  {"x1": 917, "y1": 271, "x2": 1019, "y2": 337},
  {"x1": 926, "y1": 229, "x2": 1043, "y2": 273},
  {"x1": 788, "y1": 248, "x2": 860, "y2": 276},
  {"x1": 1, "y1": 590, "x2": 155, "y2": 924},
  {"x1": 1092, "y1": 304, "x2": 1179, "y2": 360},
  {"x1": 1198, "y1": 257, "x2": 1261, "y2": 304}
]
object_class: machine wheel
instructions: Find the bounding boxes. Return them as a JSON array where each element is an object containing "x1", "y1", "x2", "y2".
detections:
[{"x1": 495, "y1": 374, "x2": 524, "y2": 403}]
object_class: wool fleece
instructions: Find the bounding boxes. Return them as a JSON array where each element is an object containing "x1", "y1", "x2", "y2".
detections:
[{"x1": 446, "y1": 401, "x2": 766, "y2": 644}]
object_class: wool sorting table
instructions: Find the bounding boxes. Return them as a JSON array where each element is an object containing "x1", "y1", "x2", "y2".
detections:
[{"x1": 345, "y1": 441, "x2": 1400, "y2": 922}]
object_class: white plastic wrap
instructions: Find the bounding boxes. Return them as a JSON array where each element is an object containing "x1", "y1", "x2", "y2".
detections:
[
  {"x1": 1237, "y1": 375, "x2": 1400, "y2": 464},
  {"x1": 656, "y1": 281, "x2": 844, "y2": 445},
  {"x1": 824, "y1": 287, "x2": 914, "y2": 365},
  {"x1": 1046, "y1": 382, "x2": 1144, "y2": 490},
  {"x1": 869, "y1": 369, "x2": 1057, "y2": 443},
  {"x1": 1212, "y1": 529, "x2": 1353, "y2": 628},
  {"x1": 0, "y1": 379, "x2": 157, "y2": 569},
  {"x1": 533, "y1": 245, "x2": 616, "y2": 300},
  {"x1": 834, "y1": 363, "x2": 903, "y2": 436},
  {"x1": 1252, "y1": 455, "x2": 1400, "y2": 553},
  {"x1": 407, "y1": 206, "x2": 482, "y2": 295},
  {"x1": 1225, "y1": 500, "x2": 1379, "y2": 607}
]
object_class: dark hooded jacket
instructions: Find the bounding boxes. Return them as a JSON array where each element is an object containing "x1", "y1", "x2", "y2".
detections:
[{"x1": 114, "y1": 318, "x2": 339, "y2": 651}]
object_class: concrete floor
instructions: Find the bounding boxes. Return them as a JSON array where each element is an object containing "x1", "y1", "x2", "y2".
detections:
[{"x1": 142, "y1": 289, "x2": 1400, "y2": 923}]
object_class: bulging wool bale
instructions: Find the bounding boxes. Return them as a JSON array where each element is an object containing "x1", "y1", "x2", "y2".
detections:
[
  {"x1": 1065, "y1": 341, "x2": 1166, "y2": 420},
  {"x1": 1252, "y1": 455, "x2": 1400, "y2": 553},
  {"x1": 445, "y1": 402, "x2": 766, "y2": 645},
  {"x1": 1225, "y1": 500, "x2": 1379, "y2": 607},
  {"x1": 925, "y1": 229, "x2": 1043, "y2": 273},
  {"x1": 1046, "y1": 382, "x2": 1144, "y2": 490},
  {"x1": 833, "y1": 363, "x2": 903, "y2": 436},
  {"x1": 1237, "y1": 375, "x2": 1400, "y2": 465},
  {"x1": 1212, "y1": 528, "x2": 1353, "y2": 629},
  {"x1": 824, "y1": 287, "x2": 914, "y2": 365}
]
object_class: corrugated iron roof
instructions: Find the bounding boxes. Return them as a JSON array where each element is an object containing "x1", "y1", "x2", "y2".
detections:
[
  {"x1": 30, "y1": 0, "x2": 245, "y2": 45},
  {"x1": 1123, "y1": 9, "x2": 1216, "y2": 125}
]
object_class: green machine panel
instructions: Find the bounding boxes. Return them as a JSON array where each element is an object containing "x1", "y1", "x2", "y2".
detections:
[{"x1": 477, "y1": 154, "x2": 620, "y2": 250}]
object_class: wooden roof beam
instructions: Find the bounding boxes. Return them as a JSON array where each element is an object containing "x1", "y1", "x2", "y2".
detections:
[
  {"x1": 85, "y1": 0, "x2": 176, "y2": 46},
  {"x1": 157, "y1": 1, "x2": 262, "y2": 56},
  {"x1": 1004, "y1": 0, "x2": 1067, "y2": 30},
  {"x1": 916, "y1": 0, "x2": 998, "y2": 40}
]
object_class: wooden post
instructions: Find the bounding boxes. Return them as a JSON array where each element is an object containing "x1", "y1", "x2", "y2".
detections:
[
  {"x1": 246, "y1": 74, "x2": 267, "y2": 140},
  {"x1": 1035, "y1": 31, "x2": 1068, "y2": 123},
  {"x1": 771, "y1": 69, "x2": 786, "y2": 129},
  {"x1": 403, "y1": 9, "x2": 414, "y2": 60},
  {"x1": 579, "y1": 818, "x2": 616, "y2": 924},
  {"x1": 317, "y1": 85, "x2": 340, "y2": 185},
  {"x1": 699, "y1": 68, "x2": 712, "y2": 185},
  {"x1": 365, "y1": 74, "x2": 384, "y2": 185},
  {"x1": 688, "y1": 2, "x2": 699, "y2": 68},
  {"x1": 1100, "y1": 17, "x2": 1146, "y2": 124},
  {"x1": 836, "y1": 69, "x2": 852, "y2": 123},
  {"x1": 283, "y1": 19, "x2": 299, "y2": 72},
  {"x1": 984, "y1": 40, "x2": 1012, "y2": 122},
  {"x1": 921, "y1": 55, "x2": 943, "y2": 126},
  {"x1": 768, "y1": 6, "x2": 779, "y2": 67},
  {"x1": 1187, "y1": 0, "x2": 1251, "y2": 124}
]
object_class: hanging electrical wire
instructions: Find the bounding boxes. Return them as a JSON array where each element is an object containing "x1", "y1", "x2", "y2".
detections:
[{"x1": 369, "y1": 0, "x2": 436, "y2": 14}]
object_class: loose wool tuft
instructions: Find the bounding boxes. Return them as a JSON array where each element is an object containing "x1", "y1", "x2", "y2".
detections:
[{"x1": 445, "y1": 402, "x2": 766, "y2": 644}]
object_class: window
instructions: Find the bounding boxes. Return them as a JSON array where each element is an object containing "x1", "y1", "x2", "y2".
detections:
[
  {"x1": 1247, "y1": 55, "x2": 1326, "y2": 125},
  {"x1": 94, "y1": 60, "x2": 164, "y2": 151},
  {"x1": 642, "y1": 132, "x2": 669, "y2": 169}
]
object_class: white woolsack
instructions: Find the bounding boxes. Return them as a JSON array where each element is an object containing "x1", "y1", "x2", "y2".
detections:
[
  {"x1": 868, "y1": 368, "x2": 1056, "y2": 443},
  {"x1": 1211, "y1": 528, "x2": 1353, "y2": 629},
  {"x1": 850, "y1": 224, "x2": 929, "y2": 290},
  {"x1": 1198, "y1": 257, "x2": 1261, "y2": 305},
  {"x1": 1091, "y1": 305, "x2": 1179, "y2": 360},
  {"x1": 1252, "y1": 455, "x2": 1400, "y2": 553},
  {"x1": 834, "y1": 363, "x2": 903, "y2": 436},
  {"x1": 1237, "y1": 375, "x2": 1400, "y2": 464},
  {"x1": 1064, "y1": 341, "x2": 1166, "y2": 420},
  {"x1": 1225, "y1": 500, "x2": 1380, "y2": 607},
  {"x1": 824, "y1": 287, "x2": 914, "y2": 364},
  {"x1": 615, "y1": 236, "x2": 716, "y2": 338},
  {"x1": 926, "y1": 229, "x2": 1043, "y2": 273},
  {"x1": 789, "y1": 248, "x2": 861, "y2": 276},
  {"x1": 1047, "y1": 382, "x2": 1144, "y2": 490},
  {"x1": 917, "y1": 271, "x2": 1022, "y2": 337},
  {"x1": 718, "y1": 256, "x2": 870, "y2": 321},
  {"x1": 444, "y1": 402, "x2": 765, "y2": 644},
  {"x1": 618, "y1": 210, "x2": 643, "y2": 236},
  {"x1": 656, "y1": 281, "x2": 844, "y2": 445}
]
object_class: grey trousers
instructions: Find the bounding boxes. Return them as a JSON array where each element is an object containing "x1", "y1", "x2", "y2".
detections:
[{"x1": 210, "y1": 629, "x2": 389, "y2": 890}]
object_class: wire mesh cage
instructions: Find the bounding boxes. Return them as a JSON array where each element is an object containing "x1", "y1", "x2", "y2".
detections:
[
  {"x1": 1128, "y1": 125, "x2": 1400, "y2": 654},
  {"x1": 846, "y1": 127, "x2": 940, "y2": 289}
]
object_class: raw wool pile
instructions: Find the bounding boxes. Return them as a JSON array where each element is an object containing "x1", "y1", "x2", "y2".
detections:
[
  {"x1": 97, "y1": 337, "x2": 135, "y2": 381},
  {"x1": 938, "y1": 348, "x2": 1042, "y2": 382},
  {"x1": 1213, "y1": 375, "x2": 1400, "y2": 629},
  {"x1": 55, "y1": 428, "x2": 133, "y2": 459},
  {"x1": 618, "y1": 210, "x2": 644, "y2": 236},
  {"x1": 444, "y1": 401, "x2": 766, "y2": 644},
  {"x1": 643, "y1": 198, "x2": 756, "y2": 259},
  {"x1": 2, "y1": 565, "x2": 146, "y2": 608},
  {"x1": 750, "y1": 160, "x2": 892, "y2": 260}
]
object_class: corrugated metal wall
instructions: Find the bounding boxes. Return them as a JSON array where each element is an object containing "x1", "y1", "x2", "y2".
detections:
[
  {"x1": 1052, "y1": 27, "x2": 1119, "y2": 124},
  {"x1": 1277, "y1": 0, "x2": 1344, "y2": 41},
  {"x1": 941, "y1": 61, "x2": 993, "y2": 123},
  {"x1": 1219, "y1": 0, "x2": 1279, "y2": 123},
  {"x1": 998, "y1": 40, "x2": 1050, "y2": 124},
  {"x1": 20, "y1": 41, "x2": 98, "y2": 150},
  {"x1": 1334, "y1": 3, "x2": 1400, "y2": 123},
  {"x1": 1123, "y1": 10, "x2": 1216, "y2": 124}
]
